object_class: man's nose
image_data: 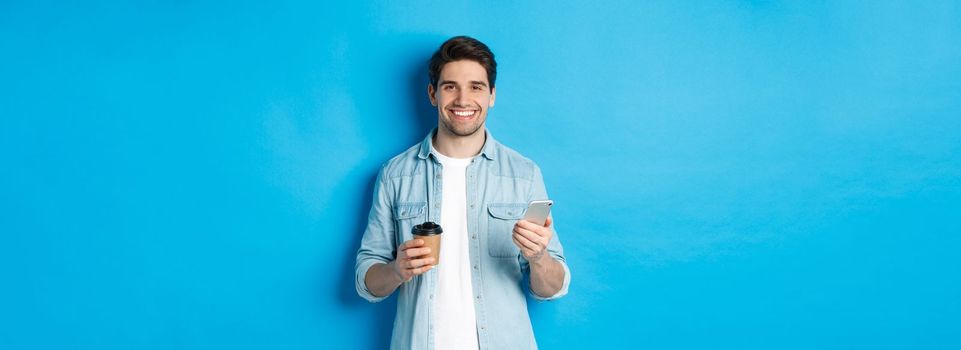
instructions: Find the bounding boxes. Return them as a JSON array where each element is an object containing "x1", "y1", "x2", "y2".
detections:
[{"x1": 454, "y1": 89, "x2": 469, "y2": 105}]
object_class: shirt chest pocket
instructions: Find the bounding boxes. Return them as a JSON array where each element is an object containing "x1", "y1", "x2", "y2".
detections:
[
  {"x1": 486, "y1": 203, "x2": 526, "y2": 258},
  {"x1": 394, "y1": 202, "x2": 427, "y2": 242}
]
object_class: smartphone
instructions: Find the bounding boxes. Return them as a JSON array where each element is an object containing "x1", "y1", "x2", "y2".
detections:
[{"x1": 523, "y1": 199, "x2": 553, "y2": 226}]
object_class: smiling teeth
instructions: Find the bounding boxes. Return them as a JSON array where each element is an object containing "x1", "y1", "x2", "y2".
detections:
[{"x1": 453, "y1": 110, "x2": 476, "y2": 117}]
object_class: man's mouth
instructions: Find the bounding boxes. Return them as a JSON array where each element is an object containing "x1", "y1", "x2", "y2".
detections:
[{"x1": 448, "y1": 109, "x2": 478, "y2": 120}]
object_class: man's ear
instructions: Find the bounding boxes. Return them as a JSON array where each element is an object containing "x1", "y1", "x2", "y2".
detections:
[
  {"x1": 427, "y1": 84, "x2": 437, "y2": 106},
  {"x1": 489, "y1": 87, "x2": 496, "y2": 107}
]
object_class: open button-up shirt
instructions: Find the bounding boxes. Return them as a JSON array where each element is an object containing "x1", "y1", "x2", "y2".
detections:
[{"x1": 355, "y1": 128, "x2": 571, "y2": 350}]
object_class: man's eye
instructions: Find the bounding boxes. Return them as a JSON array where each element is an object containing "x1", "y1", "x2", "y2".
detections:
[
  {"x1": 443, "y1": 85, "x2": 455, "y2": 91},
  {"x1": 472, "y1": 85, "x2": 483, "y2": 91}
]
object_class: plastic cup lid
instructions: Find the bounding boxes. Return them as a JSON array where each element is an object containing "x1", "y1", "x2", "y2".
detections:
[{"x1": 412, "y1": 221, "x2": 443, "y2": 235}]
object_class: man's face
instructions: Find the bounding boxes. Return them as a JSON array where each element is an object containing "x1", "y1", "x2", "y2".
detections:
[{"x1": 428, "y1": 60, "x2": 496, "y2": 137}]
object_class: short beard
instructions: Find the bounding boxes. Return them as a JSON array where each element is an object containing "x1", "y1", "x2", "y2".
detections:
[{"x1": 440, "y1": 114, "x2": 484, "y2": 137}]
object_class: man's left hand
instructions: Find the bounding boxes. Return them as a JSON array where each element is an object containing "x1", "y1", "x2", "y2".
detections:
[{"x1": 512, "y1": 216, "x2": 554, "y2": 262}]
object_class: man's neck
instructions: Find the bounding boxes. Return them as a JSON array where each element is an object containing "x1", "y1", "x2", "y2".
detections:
[{"x1": 432, "y1": 125, "x2": 486, "y2": 159}]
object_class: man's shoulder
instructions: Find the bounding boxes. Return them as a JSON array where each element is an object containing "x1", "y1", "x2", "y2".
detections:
[
  {"x1": 379, "y1": 143, "x2": 423, "y2": 179},
  {"x1": 488, "y1": 139, "x2": 542, "y2": 180},
  {"x1": 493, "y1": 141, "x2": 537, "y2": 167}
]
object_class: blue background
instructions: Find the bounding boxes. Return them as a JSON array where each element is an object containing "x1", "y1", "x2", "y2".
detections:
[{"x1": 2, "y1": 1, "x2": 960, "y2": 349}]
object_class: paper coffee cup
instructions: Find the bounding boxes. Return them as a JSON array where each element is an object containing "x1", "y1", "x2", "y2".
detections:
[{"x1": 412, "y1": 222, "x2": 443, "y2": 265}]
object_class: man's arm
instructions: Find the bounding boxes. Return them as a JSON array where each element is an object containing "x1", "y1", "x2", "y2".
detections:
[
  {"x1": 356, "y1": 166, "x2": 401, "y2": 302},
  {"x1": 364, "y1": 239, "x2": 435, "y2": 298},
  {"x1": 365, "y1": 262, "x2": 405, "y2": 298},
  {"x1": 356, "y1": 165, "x2": 439, "y2": 301},
  {"x1": 528, "y1": 249, "x2": 566, "y2": 297},
  {"x1": 513, "y1": 216, "x2": 567, "y2": 298}
]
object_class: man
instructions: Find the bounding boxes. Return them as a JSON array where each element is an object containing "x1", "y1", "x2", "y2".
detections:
[{"x1": 355, "y1": 36, "x2": 570, "y2": 350}]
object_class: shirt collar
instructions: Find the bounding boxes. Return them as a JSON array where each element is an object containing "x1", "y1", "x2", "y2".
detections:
[{"x1": 417, "y1": 127, "x2": 497, "y2": 161}]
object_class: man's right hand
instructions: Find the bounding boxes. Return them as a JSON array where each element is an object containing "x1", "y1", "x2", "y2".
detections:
[{"x1": 389, "y1": 238, "x2": 435, "y2": 282}]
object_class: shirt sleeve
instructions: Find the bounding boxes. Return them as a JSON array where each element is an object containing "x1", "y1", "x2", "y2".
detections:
[
  {"x1": 355, "y1": 165, "x2": 397, "y2": 303},
  {"x1": 522, "y1": 164, "x2": 571, "y2": 301}
]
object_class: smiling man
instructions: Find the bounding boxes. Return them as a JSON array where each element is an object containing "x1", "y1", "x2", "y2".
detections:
[{"x1": 355, "y1": 36, "x2": 570, "y2": 350}]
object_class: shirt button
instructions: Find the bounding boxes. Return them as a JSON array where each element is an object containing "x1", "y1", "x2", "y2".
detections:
[
  {"x1": 470, "y1": 204, "x2": 475, "y2": 209},
  {"x1": 473, "y1": 265, "x2": 478, "y2": 270},
  {"x1": 472, "y1": 235, "x2": 476, "y2": 239}
]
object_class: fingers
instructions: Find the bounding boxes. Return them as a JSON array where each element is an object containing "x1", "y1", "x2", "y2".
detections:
[
  {"x1": 516, "y1": 219, "x2": 539, "y2": 230},
  {"x1": 394, "y1": 239, "x2": 435, "y2": 282},
  {"x1": 404, "y1": 256, "x2": 435, "y2": 269},
  {"x1": 512, "y1": 233, "x2": 540, "y2": 252},
  {"x1": 518, "y1": 216, "x2": 552, "y2": 229},
  {"x1": 513, "y1": 224, "x2": 547, "y2": 246},
  {"x1": 403, "y1": 246, "x2": 432, "y2": 259},
  {"x1": 408, "y1": 264, "x2": 433, "y2": 276},
  {"x1": 402, "y1": 239, "x2": 425, "y2": 249},
  {"x1": 513, "y1": 221, "x2": 552, "y2": 259},
  {"x1": 512, "y1": 234, "x2": 544, "y2": 259},
  {"x1": 399, "y1": 257, "x2": 434, "y2": 280},
  {"x1": 512, "y1": 235, "x2": 531, "y2": 256}
]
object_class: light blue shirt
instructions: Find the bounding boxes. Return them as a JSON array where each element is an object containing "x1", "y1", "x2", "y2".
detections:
[{"x1": 355, "y1": 128, "x2": 571, "y2": 350}]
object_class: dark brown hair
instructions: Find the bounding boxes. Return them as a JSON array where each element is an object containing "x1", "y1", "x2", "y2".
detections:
[{"x1": 428, "y1": 36, "x2": 497, "y2": 89}]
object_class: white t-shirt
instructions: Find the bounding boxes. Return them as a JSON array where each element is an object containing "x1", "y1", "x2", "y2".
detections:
[{"x1": 432, "y1": 149, "x2": 479, "y2": 350}]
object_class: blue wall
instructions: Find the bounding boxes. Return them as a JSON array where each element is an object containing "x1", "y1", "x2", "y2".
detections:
[{"x1": 2, "y1": 1, "x2": 960, "y2": 349}]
